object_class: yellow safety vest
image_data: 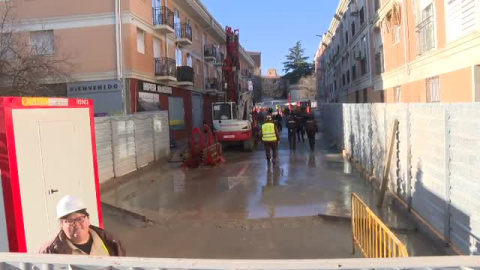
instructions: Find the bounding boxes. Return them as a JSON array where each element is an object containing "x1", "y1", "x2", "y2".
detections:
[{"x1": 262, "y1": 122, "x2": 277, "y2": 142}]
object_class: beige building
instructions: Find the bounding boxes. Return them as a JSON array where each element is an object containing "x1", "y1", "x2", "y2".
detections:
[
  {"x1": 316, "y1": 0, "x2": 480, "y2": 103},
  {"x1": 7, "y1": 0, "x2": 256, "y2": 140}
]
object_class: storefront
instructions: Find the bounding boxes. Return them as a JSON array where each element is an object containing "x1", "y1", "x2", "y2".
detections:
[
  {"x1": 129, "y1": 79, "x2": 193, "y2": 142},
  {"x1": 67, "y1": 80, "x2": 124, "y2": 116}
]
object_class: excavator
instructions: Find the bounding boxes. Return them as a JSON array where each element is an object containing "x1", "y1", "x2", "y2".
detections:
[{"x1": 212, "y1": 26, "x2": 255, "y2": 151}]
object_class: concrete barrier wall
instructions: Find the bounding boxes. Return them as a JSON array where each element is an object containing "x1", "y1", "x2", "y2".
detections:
[
  {"x1": 320, "y1": 103, "x2": 480, "y2": 255},
  {"x1": 94, "y1": 112, "x2": 170, "y2": 184}
]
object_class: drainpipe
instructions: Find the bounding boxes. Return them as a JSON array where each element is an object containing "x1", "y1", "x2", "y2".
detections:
[
  {"x1": 367, "y1": 0, "x2": 374, "y2": 90},
  {"x1": 114, "y1": 0, "x2": 121, "y2": 80},
  {"x1": 402, "y1": 0, "x2": 410, "y2": 75}
]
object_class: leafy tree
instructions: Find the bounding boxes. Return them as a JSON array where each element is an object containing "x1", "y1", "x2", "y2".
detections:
[{"x1": 282, "y1": 41, "x2": 314, "y2": 84}]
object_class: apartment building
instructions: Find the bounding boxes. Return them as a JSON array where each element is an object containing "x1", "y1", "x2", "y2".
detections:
[
  {"x1": 315, "y1": 0, "x2": 480, "y2": 103},
  {"x1": 8, "y1": 0, "x2": 256, "y2": 139}
]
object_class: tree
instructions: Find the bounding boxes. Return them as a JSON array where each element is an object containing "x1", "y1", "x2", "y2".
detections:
[
  {"x1": 282, "y1": 41, "x2": 314, "y2": 84},
  {"x1": 262, "y1": 78, "x2": 286, "y2": 99},
  {"x1": 0, "y1": 2, "x2": 75, "y2": 96},
  {"x1": 297, "y1": 75, "x2": 317, "y2": 99}
]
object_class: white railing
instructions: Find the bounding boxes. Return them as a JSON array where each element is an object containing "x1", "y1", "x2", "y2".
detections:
[{"x1": 0, "y1": 253, "x2": 480, "y2": 270}]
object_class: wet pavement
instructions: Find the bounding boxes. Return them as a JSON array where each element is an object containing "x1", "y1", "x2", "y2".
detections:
[{"x1": 102, "y1": 125, "x2": 447, "y2": 258}]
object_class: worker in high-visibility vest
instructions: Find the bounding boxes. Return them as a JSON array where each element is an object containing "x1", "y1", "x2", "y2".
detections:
[{"x1": 260, "y1": 115, "x2": 280, "y2": 165}]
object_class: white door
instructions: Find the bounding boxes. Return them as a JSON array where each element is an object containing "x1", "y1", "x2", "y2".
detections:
[
  {"x1": 176, "y1": 47, "x2": 183, "y2": 66},
  {"x1": 153, "y1": 38, "x2": 160, "y2": 58},
  {"x1": 174, "y1": 9, "x2": 180, "y2": 37},
  {"x1": 12, "y1": 108, "x2": 99, "y2": 252}
]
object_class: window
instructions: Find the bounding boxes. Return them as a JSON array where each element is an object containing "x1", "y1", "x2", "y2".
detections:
[
  {"x1": 153, "y1": 38, "x2": 160, "y2": 58},
  {"x1": 186, "y1": 53, "x2": 193, "y2": 67},
  {"x1": 374, "y1": 0, "x2": 381, "y2": 12},
  {"x1": 363, "y1": 88, "x2": 368, "y2": 103},
  {"x1": 213, "y1": 103, "x2": 232, "y2": 120},
  {"x1": 346, "y1": 71, "x2": 350, "y2": 84},
  {"x1": 393, "y1": 26, "x2": 401, "y2": 44},
  {"x1": 380, "y1": 90, "x2": 385, "y2": 103},
  {"x1": 30, "y1": 30, "x2": 54, "y2": 55},
  {"x1": 355, "y1": 91, "x2": 360, "y2": 103},
  {"x1": 351, "y1": 22, "x2": 356, "y2": 37},
  {"x1": 136, "y1": 28, "x2": 145, "y2": 54},
  {"x1": 342, "y1": 74, "x2": 346, "y2": 86},
  {"x1": 176, "y1": 47, "x2": 183, "y2": 66},
  {"x1": 360, "y1": 7, "x2": 365, "y2": 25},
  {"x1": 194, "y1": 25, "x2": 199, "y2": 40},
  {"x1": 345, "y1": 31, "x2": 349, "y2": 44},
  {"x1": 360, "y1": 57, "x2": 367, "y2": 75},
  {"x1": 417, "y1": 3, "x2": 435, "y2": 54},
  {"x1": 394, "y1": 86, "x2": 402, "y2": 103},
  {"x1": 375, "y1": 46, "x2": 384, "y2": 75},
  {"x1": 426, "y1": 76, "x2": 440, "y2": 102},
  {"x1": 151, "y1": 0, "x2": 160, "y2": 8},
  {"x1": 352, "y1": 65, "x2": 357, "y2": 80}
]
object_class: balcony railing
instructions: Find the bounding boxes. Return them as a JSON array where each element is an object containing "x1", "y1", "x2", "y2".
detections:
[
  {"x1": 175, "y1": 23, "x2": 193, "y2": 41},
  {"x1": 152, "y1": 6, "x2": 174, "y2": 29},
  {"x1": 155, "y1": 57, "x2": 176, "y2": 78},
  {"x1": 205, "y1": 78, "x2": 220, "y2": 90},
  {"x1": 204, "y1": 45, "x2": 217, "y2": 59},
  {"x1": 177, "y1": 66, "x2": 194, "y2": 83}
]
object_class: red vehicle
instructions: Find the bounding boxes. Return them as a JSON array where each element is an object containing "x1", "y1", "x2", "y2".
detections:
[{"x1": 212, "y1": 26, "x2": 254, "y2": 151}]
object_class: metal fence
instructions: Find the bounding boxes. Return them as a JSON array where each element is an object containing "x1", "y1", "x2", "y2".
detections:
[
  {"x1": 351, "y1": 193, "x2": 408, "y2": 258},
  {"x1": 320, "y1": 103, "x2": 480, "y2": 255},
  {"x1": 1, "y1": 253, "x2": 480, "y2": 270},
  {"x1": 95, "y1": 112, "x2": 170, "y2": 183}
]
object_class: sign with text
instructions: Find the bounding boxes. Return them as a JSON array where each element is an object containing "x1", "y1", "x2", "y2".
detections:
[{"x1": 67, "y1": 80, "x2": 122, "y2": 94}]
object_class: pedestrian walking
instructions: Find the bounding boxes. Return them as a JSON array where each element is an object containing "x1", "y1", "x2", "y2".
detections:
[
  {"x1": 39, "y1": 195, "x2": 126, "y2": 256},
  {"x1": 305, "y1": 115, "x2": 318, "y2": 151},
  {"x1": 287, "y1": 115, "x2": 297, "y2": 150},
  {"x1": 260, "y1": 115, "x2": 280, "y2": 165},
  {"x1": 296, "y1": 114, "x2": 305, "y2": 143}
]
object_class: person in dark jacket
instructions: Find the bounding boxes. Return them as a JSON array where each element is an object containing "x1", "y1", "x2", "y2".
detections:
[
  {"x1": 305, "y1": 115, "x2": 319, "y2": 151},
  {"x1": 39, "y1": 195, "x2": 126, "y2": 256},
  {"x1": 287, "y1": 115, "x2": 297, "y2": 150},
  {"x1": 296, "y1": 114, "x2": 305, "y2": 143}
]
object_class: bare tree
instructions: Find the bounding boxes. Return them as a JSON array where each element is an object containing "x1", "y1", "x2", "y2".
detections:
[
  {"x1": 298, "y1": 75, "x2": 317, "y2": 99},
  {"x1": 0, "y1": 2, "x2": 75, "y2": 96},
  {"x1": 262, "y1": 78, "x2": 286, "y2": 99}
]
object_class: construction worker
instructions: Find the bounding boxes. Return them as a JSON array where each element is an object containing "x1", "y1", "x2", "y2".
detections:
[
  {"x1": 260, "y1": 115, "x2": 280, "y2": 164},
  {"x1": 287, "y1": 114, "x2": 297, "y2": 150},
  {"x1": 39, "y1": 195, "x2": 126, "y2": 256},
  {"x1": 305, "y1": 115, "x2": 318, "y2": 151}
]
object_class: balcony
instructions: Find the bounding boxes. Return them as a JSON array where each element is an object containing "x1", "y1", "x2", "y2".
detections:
[
  {"x1": 175, "y1": 23, "x2": 193, "y2": 46},
  {"x1": 214, "y1": 52, "x2": 224, "y2": 66},
  {"x1": 154, "y1": 57, "x2": 177, "y2": 82},
  {"x1": 176, "y1": 66, "x2": 194, "y2": 87},
  {"x1": 205, "y1": 78, "x2": 220, "y2": 92},
  {"x1": 204, "y1": 45, "x2": 217, "y2": 62},
  {"x1": 152, "y1": 6, "x2": 174, "y2": 34}
]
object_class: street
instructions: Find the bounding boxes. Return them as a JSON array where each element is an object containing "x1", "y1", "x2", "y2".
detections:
[{"x1": 102, "y1": 126, "x2": 446, "y2": 259}]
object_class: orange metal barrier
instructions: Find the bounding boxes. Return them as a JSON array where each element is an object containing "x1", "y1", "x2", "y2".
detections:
[{"x1": 351, "y1": 193, "x2": 409, "y2": 258}]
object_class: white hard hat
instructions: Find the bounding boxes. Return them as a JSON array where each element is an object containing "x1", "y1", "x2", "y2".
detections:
[{"x1": 56, "y1": 195, "x2": 87, "y2": 219}]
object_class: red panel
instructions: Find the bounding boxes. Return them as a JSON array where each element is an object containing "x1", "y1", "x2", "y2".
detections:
[
  {"x1": 3, "y1": 106, "x2": 26, "y2": 252},
  {"x1": 130, "y1": 79, "x2": 138, "y2": 113},
  {"x1": 0, "y1": 97, "x2": 98, "y2": 251},
  {"x1": 88, "y1": 104, "x2": 103, "y2": 228}
]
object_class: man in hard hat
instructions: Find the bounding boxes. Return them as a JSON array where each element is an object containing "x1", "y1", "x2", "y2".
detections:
[
  {"x1": 260, "y1": 115, "x2": 280, "y2": 165},
  {"x1": 39, "y1": 195, "x2": 126, "y2": 256}
]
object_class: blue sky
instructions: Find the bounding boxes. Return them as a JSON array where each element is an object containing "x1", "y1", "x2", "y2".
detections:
[{"x1": 201, "y1": 0, "x2": 339, "y2": 76}]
